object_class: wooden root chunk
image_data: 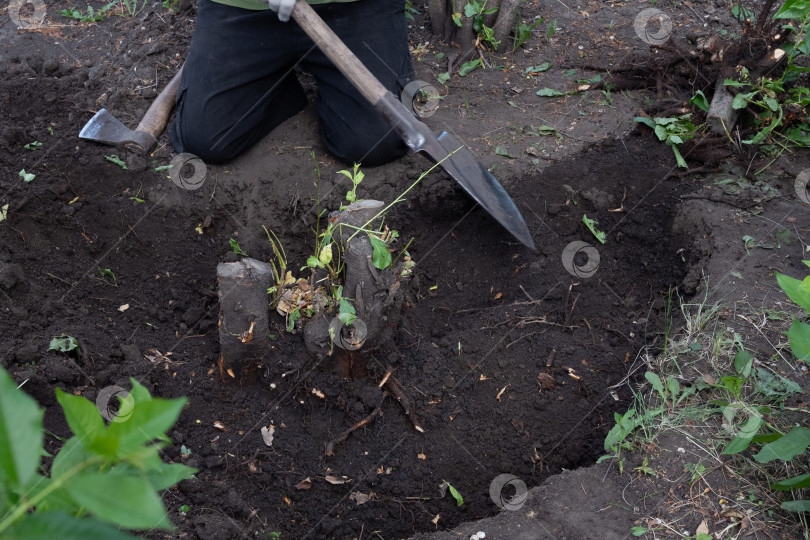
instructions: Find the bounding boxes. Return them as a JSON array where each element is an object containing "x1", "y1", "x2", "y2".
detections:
[{"x1": 216, "y1": 258, "x2": 274, "y2": 379}]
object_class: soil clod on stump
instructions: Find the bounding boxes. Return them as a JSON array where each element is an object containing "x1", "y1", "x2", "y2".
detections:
[{"x1": 216, "y1": 258, "x2": 274, "y2": 380}]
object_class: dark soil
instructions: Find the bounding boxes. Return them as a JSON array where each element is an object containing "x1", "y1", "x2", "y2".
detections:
[{"x1": 3, "y1": 1, "x2": 794, "y2": 539}]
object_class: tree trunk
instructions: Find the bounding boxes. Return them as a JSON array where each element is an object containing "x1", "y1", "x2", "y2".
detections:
[{"x1": 427, "y1": 0, "x2": 522, "y2": 52}]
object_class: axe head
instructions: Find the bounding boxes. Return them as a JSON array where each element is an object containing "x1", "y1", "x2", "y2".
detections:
[{"x1": 79, "y1": 109, "x2": 156, "y2": 154}]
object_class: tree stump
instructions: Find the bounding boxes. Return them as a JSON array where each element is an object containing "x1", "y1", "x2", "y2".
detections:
[{"x1": 216, "y1": 258, "x2": 274, "y2": 379}]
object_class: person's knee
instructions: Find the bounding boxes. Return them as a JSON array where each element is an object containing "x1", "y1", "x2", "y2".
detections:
[{"x1": 170, "y1": 122, "x2": 240, "y2": 164}]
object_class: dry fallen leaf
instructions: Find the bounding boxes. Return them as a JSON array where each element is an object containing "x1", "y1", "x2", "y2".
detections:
[
  {"x1": 311, "y1": 388, "x2": 325, "y2": 399},
  {"x1": 213, "y1": 421, "x2": 227, "y2": 432},
  {"x1": 295, "y1": 477, "x2": 312, "y2": 490},
  {"x1": 431, "y1": 514, "x2": 440, "y2": 526},
  {"x1": 696, "y1": 519, "x2": 710, "y2": 536},
  {"x1": 417, "y1": 453, "x2": 426, "y2": 460},
  {"x1": 494, "y1": 292, "x2": 503, "y2": 300},
  {"x1": 496, "y1": 384, "x2": 509, "y2": 402},
  {"x1": 479, "y1": 374, "x2": 490, "y2": 381},
  {"x1": 350, "y1": 491, "x2": 376, "y2": 505},
  {"x1": 537, "y1": 373, "x2": 556, "y2": 390},
  {"x1": 260, "y1": 425, "x2": 275, "y2": 447},
  {"x1": 118, "y1": 304, "x2": 129, "y2": 312},
  {"x1": 324, "y1": 475, "x2": 350, "y2": 485}
]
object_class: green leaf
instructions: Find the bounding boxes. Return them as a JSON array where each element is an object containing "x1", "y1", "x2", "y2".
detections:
[
  {"x1": 581, "y1": 214, "x2": 606, "y2": 244},
  {"x1": 104, "y1": 155, "x2": 128, "y2": 170},
  {"x1": 771, "y1": 473, "x2": 810, "y2": 491},
  {"x1": 665, "y1": 377, "x2": 680, "y2": 400},
  {"x1": 787, "y1": 320, "x2": 810, "y2": 361},
  {"x1": 0, "y1": 367, "x2": 44, "y2": 493},
  {"x1": 689, "y1": 90, "x2": 709, "y2": 112},
  {"x1": 631, "y1": 526, "x2": 648, "y2": 536},
  {"x1": 721, "y1": 376, "x2": 743, "y2": 398},
  {"x1": 459, "y1": 59, "x2": 481, "y2": 76},
  {"x1": 633, "y1": 116, "x2": 656, "y2": 129},
  {"x1": 108, "y1": 380, "x2": 186, "y2": 456},
  {"x1": 19, "y1": 169, "x2": 35, "y2": 183},
  {"x1": 66, "y1": 472, "x2": 172, "y2": 530},
  {"x1": 8, "y1": 510, "x2": 140, "y2": 540},
  {"x1": 754, "y1": 427, "x2": 810, "y2": 463},
  {"x1": 604, "y1": 408, "x2": 636, "y2": 451},
  {"x1": 437, "y1": 72, "x2": 450, "y2": 85},
  {"x1": 723, "y1": 78, "x2": 748, "y2": 88},
  {"x1": 318, "y1": 243, "x2": 333, "y2": 266},
  {"x1": 536, "y1": 87, "x2": 566, "y2": 97},
  {"x1": 23, "y1": 141, "x2": 42, "y2": 150},
  {"x1": 722, "y1": 414, "x2": 762, "y2": 455},
  {"x1": 338, "y1": 299, "x2": 356, "y2": 326},
  {"x1": 782, "y1": 499, "x2": 810, "y2": 512},
  {"x1": 732, "y1": 91, "x2": 758, "y2": 110},
  {"x1": 494, "y1": 145, "x2": 514, "y2": 158},
  {"x1": 774, "y1": 0, "x2": 810, "y2": 19},
  {"x1": 229, "y1": 238, "x2": 247, "y2": 256},
  {"x1": 645, "y1": 371, "x2": 664, "y2": 395},
  {"x1": 443, "y1": 481, "x2": 463, "y2": 506},
  {"x1": 776, "y1": 272, "x2": 810, "y2": 312},
  {"x1": 50, "y1": 437, "x2": 92, "y2": 480},
  {"x1": 734, "y1": 349, "x2": 754, "y2": 378},
  {"x1": 54, "y1": 389, "x2": 115, "y2": 456},
  {"x1": 525, "y1": 63, "x2": 550, "y2": 74},
  {"x1": 115, "y1": 460, "x2": 196, "y2": 491},
  {"x1": 49, "y1": 335, "x2": 80, "y2": 355},
  {"x1": 368, "y1": 235, "x2": 392, "y2": 270}
]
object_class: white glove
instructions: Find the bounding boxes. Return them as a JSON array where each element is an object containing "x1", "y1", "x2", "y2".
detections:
[{"x1": 267, "y1": 0, "x2": 296, "y2": 22}]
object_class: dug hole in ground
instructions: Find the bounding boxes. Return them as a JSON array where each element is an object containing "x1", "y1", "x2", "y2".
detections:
[{"x1": 0, "y1": 0, "x2": 808, "y2": 539}]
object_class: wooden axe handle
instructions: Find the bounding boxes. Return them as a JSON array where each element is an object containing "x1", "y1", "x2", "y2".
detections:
[
  {"x1": 133, "y1": 65, "x2": 184, "y2": 140},
  {"x1": 291, "y1": 2, "x2": 388, "y2": 105}
]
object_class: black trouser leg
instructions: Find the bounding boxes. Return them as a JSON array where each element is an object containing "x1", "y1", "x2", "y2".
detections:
[{"x1": 168, "y1": 0, "x2": 414, "y2": 165}]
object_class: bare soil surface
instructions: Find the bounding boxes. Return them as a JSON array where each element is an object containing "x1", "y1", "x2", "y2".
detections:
[{"x1": 1, "y1": 1, "x2": 808, "y2": 539}]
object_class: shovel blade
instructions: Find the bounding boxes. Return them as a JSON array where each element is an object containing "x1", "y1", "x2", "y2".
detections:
[
  {"x1": 79, "y1": 108, "x2": 156, "y2": 151},
  {"x1": 419, "y1": 132, "x2": 536, "y2": 250},
  {"x1": 377, "y1": 94, "x2": 535, "y2": 249}
]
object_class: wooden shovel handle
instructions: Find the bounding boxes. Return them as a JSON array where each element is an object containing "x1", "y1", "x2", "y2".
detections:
[
  {"x1": 291, "y1": 1, "x2": 388, "y2": 105},
  {"x1": 133, "y1": 65, "x2": 184, "y2": 140}
]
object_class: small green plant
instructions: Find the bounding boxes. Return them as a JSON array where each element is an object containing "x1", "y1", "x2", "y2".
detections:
[
  {"x1": 229, "y1": 238, "x2": 248, "y2": 257},
  {"x1": 513, "y1": 16, "x2": 541, "y2": 51},
  {"x1": 442, "y1": 480, "x2": 464, "y2": 506},
  {"x1": 337, "y1": 163, "x2": 364, "y2": 209},
  {"x1": 58, "y1": 1, "x2": 117, "y2": 22},
  {"x1": 105, "y1": 155, "x2": 128, "y2": 169},
  {"x1": 18, "y1": 169, "x2": 35, "y2": 183},
  {"x1": 598, "y1": 408, "x2": 643, "y2": 474},
  {"x1": 634, "y1": 115, "x2": 704, "y2": 168},
  {"x1": 0, "y1": 369, "x2": 195, "y2": 538},
  {"x1": 162, "y1": 0, "x2": 179, "y2": 11},
  {"x1": 49, "y1": 334, "x2": 81, "y2": 358},
  {"x1": 23, "y1": 141, "x2": 42, "y2": 150},
  {"x1": 263, "y1": 226, "x2": 288, "y2": 307},
  {"x1": 459, "y1": 1, "x2": 500, "y2": 49},
  {"x1": 581, "y1": 214, "x2": 606, "y2": 244},
  {"x1": 404, "y1": 0, "x2": 419, "y2": 20},
  {"x1": 98, "y1": 267, "x2": 117, "y2": 284},
  {"x1": 545, "y1": 18, "x2": 557, "y2": 41}
]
